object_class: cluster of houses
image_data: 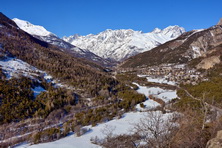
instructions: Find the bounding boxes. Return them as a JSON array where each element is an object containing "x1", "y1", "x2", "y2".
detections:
[{"x1": 117, "y1": 64, "x2": 207, "y2": 85}]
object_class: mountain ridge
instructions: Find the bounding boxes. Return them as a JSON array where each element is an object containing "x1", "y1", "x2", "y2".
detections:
[
  {"x1": 218, "y1": 18, "x2": 222, "y2": 25},
  {"x1": 12, "y1": 18, "x2": 113, "y2": 66},
  {"x1": 119, "y1": 24, "x2": 222, "y2": 69},
  {"x1": 12, "y1": 18, "x2": 56, "y2": 37},
  {"x1": 12, "y1": 17, "x2": 185, "y2": 63},
  {"x1": 63, "y1": 26, "x2": 185, "y2": 61}
]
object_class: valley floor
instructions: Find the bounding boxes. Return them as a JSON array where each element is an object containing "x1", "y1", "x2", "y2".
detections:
[{"x1": 16, "y1": 76, "x2": 177, "y2": 148}]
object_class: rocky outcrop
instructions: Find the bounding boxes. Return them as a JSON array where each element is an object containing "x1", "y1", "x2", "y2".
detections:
[
  {"x1": 206, "y1": 130, "x2": 222, "y2": 148},
  {"x1": 196, "y1": 56, "x2": 220, "y2": 69},
  {"x1": 217, "y1": 18, "x2": 222, "y2": 25}
]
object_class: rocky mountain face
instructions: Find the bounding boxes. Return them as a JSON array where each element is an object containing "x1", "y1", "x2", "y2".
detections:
[
  {"x1": 206, "y1": 130, "x2": 222, "y2": 148},
  {"x1": 63, "y1": 26, "x2": 185, "y2": 61},
  {"x1": 218, "y1": 18, "x2": 222, "y2": 25},
  {"x1": 12, "y1": 18, "x2": 112, "y2": 66},
  {"x1": 120, "y1": 22, "x2": 222, "y2": 69}
]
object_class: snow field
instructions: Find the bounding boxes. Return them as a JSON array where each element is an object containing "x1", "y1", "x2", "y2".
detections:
[
  {"x1": 17, "y1": 111, "x2": 174, "y2": 148},
  {"x1": 133, "y1": 82, "x2": 177, "y2": 111},
  {"x1": 0, "y1": 57, "x2": 41, "y2": 79}
]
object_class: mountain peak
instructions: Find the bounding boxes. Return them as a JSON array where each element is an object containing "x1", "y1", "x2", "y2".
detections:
[
  {"x1": 163, "y1": 25, "x2": 184, "y2": 31},
  {"x1": 217, "y1": 18, "x2": 222, "y2": 25},
  {"x1": 162, "y1": 25, "x2": 185, "y2": 38},
  {"x1": 12, "y1": 18, "x2": 56, "y2": 37},
  {"x1": 64, "y1": 26, "x2": 185, "y2": 61},
  {"x1": 152, "y1": 28, "x2": 162, "y2": 33},
  {"x1": 63, "y1": 34, "x2": 80, "y2": 42},
  {"x1": 120, "y1": 24, "x2": 222, "y2": 68}
]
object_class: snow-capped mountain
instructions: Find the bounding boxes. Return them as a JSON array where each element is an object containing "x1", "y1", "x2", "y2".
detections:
[
  {"x1": 12, "y1": 18, "x2": 185, "y2": 63},
  {"x1": 12, "y1": 18, "x2": 75, "y2": 49},
  {"x1": 13, "y1": 18, "x2": 74, "y2": 49},
  {"x1": 120, "y1": 22, "x2": 222, "y2": 69},
  {"x1": 12, "y1": 18, "x2": 55, "y2": 37},
  {"x1": 12, "y1": 18, "x2": 112, "y2": 66},
  {"x1": 63, "y1": 26, "x2": 185, "y2": 61}
]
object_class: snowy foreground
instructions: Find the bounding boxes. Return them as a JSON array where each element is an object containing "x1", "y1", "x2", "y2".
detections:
[
  {"x1": 16, "y1": 76, "x2": 177, "y2": 148},
  {"x1": 17, "y1": 111, "x2": 173, "y2": 148}
]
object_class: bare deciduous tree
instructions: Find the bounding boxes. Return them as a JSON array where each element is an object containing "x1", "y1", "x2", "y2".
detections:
[
  {"x1": 101, "y1": 124, "x2": 116, "y2": 142},
  {"x1": 133, "y1": 111, "x2": 178, "y2": 148},
  {"x1": 200, "y1": 93, "x2": 208, "y2": 130},
  {"x1": 74, "y1": 125, "x2": 81, "y2": 137}
]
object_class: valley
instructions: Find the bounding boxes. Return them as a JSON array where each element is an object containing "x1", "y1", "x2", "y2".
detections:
[
  {"x1": 15, "y1": 75, "x2": 178, "y2": 148},
  {"x1": 0, "y1": 11, "x2": 222, "y2": 148}
]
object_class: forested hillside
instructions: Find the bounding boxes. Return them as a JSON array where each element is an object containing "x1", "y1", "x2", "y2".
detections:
[{"x1": 0, "y1": 12, "x2": 117, "y2": 97}]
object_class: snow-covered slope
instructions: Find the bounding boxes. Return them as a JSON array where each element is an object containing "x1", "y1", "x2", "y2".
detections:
[
  {"x1": 12, "y1": 18, "x2": 76, "y2": 49},
  {"x1": 0, "y1": 57, "x2": 43, "y2": 79},
  {"x1": 63, "y1": 26, "x2": 185, "y2": 61},
  {"x1": 12, "y1": 18, "x2": 112, "y2": 66},
  {"x1": 12, "y1": 18, "x2": 55, "y2": 37},
  {"x1": 0, "y1": 56, "x2": 69, "y2": 89}
]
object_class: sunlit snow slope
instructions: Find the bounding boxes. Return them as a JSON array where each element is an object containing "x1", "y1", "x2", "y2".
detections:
[
  {"x1": 63, "y1": 26, "x2": 185, "y2": 61},
  {"x1": 12, "y1": 18, "x2": 55, "y2": 37}
]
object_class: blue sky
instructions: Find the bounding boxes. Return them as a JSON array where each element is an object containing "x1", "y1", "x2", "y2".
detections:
[{"x1": 1, "y1": 0, "x2": 221, "y2": 37}]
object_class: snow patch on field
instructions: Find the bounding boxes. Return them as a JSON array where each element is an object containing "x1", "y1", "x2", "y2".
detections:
[
  {"x1": 138, "y1": 75, "x2": 175, "y2": 85},
  {"x1": 157, "y1": 91, "x2": 177, "y2": 102},
  {"x1": 133, "y1": 82, "x2": 164, "y2": 96},
  {"x1": 133, "y1": 75, "x2": 178, "y2": 111},
  {"x1": 136, "y1": 99, "x2": 160, "y2": 110}
]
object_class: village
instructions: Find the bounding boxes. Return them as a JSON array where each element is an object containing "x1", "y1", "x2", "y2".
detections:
[{"x1": 117, "y1": 64, "x2": 208, "y2": 85}]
